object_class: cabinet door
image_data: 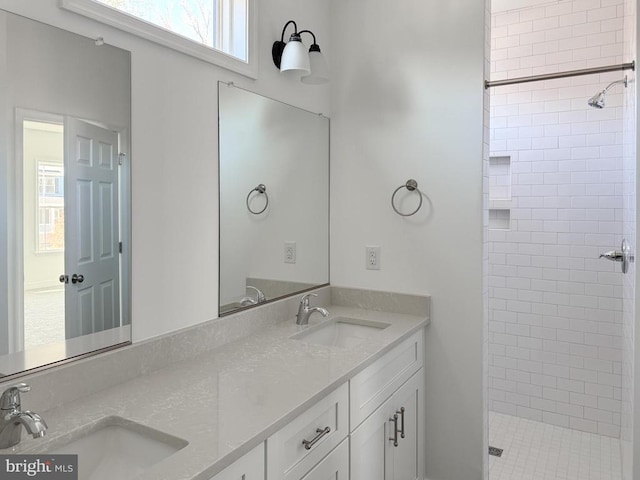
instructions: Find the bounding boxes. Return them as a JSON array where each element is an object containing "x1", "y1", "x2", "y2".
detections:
[
  {"x1": 390, "y1": 370, "x2": 423, "y2": 480},
  {"x1": 209, "y1": 443, "x2": 264, "y2": 480},
  {"x1": 351, "y1": 392, "x2": 393, "y2": 480},
  {"x1": 300, "y1": 439, "x2": 349, "y2": 480},
  {"x1": 351, "y1": 368, "x2": 424, "y2": 480}
]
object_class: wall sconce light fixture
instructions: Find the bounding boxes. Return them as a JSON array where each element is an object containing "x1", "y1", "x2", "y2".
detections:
[{"x1": 272, "y1": 20, "x2": 329, "y2": 85}]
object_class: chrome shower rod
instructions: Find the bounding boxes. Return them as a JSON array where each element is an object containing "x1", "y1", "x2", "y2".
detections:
[{"x1": 485, "y1": 61, "x2": 635, "y2": 89}]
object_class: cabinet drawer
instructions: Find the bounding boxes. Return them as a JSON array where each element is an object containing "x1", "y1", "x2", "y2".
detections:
[
  {"x1": 300, "y1": 438, "x2": 349, "y2": 480},
  {"x1": 208, "y1": 443, "x2": 264, "y2": 480},
  {"x1": 267, "y1": 382, "x2": 348, "y2": 480},
  {"x1": 350, "y1": 330, "x2": 423, "y2": 430}
]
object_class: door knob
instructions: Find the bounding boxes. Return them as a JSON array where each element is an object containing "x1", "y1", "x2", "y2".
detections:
[
  {"x1": 71, "y1": 274, "x2": 84, "y2": 284},
  {"x1": 59, "y1": 274, "x2": 68, "y2": 284}
]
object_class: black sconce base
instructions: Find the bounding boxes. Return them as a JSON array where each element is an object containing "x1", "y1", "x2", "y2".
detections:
[{"x1": 272, "y1": 41, "x2": 286, "y2": 69}]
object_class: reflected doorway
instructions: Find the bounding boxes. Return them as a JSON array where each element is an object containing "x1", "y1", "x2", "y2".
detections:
[{"x1": 22, "y1": 120, "x2": 65, "y2": 350}]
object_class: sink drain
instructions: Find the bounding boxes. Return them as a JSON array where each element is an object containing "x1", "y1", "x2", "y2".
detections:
[{"x1": 489, "y1": 446, "x2": 503, "y2": 457}]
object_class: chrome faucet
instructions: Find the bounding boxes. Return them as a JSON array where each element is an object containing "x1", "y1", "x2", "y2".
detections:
[
  {"x1": 0, "y1": 383, "x2": 47, "y2": 449},
  {"x1": 240, "y1": 286, "x2": 267, "y2": 306},
  {"x1": 296, "y1": 293, "x2": 330, "y2": 325}
]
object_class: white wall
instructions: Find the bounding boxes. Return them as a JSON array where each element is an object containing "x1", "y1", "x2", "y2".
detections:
[
  {"x1": 329, "y1": 1, "x2": 486, "y2": 479},
  {"x1": 0, "y1": 0, "x2": 331, "y2": 342},
  {"x1": 488, "y1": 0, "x2": 627, "y2": 438}
]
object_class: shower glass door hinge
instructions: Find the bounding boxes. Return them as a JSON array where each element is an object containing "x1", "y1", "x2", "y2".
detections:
[
  {"x1": 119, "y1": 242, "x2": 123, "y2": 254},
  {"x1": 118, "y1": 153, "x2": 126, "y2": 165}
]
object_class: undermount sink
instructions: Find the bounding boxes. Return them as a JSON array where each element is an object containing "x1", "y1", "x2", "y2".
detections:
[
  {"x1": 291, "y1": 317, "x2": 391, "y2": 348},
  {"x1": 44, "y1": 416, "x2": 188, "y2": 480}
]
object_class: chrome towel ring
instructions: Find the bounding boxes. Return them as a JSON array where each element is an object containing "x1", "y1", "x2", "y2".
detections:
[
  {"x1": 391, "y1": 179, "x2": 423, "y2": 217},
  {"x1": 246, "y1": 184, "x2": 269, "y2": 215}
]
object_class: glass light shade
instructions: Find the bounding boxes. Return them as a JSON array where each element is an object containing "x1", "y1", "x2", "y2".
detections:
[
  {"x1": 302, "y1": 50, "x2": 329, "y2": 85},
  {"x1": 280, "y1": 39, "x2": 310, "y2": 74}
]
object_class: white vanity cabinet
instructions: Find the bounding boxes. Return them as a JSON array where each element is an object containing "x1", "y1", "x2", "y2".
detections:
[
  {"x1": 262, "y1": 329, "x2": 424, "y2": 480},
  {"x1": 208, "y1": 443, "x2": 264, "y2": 480}
]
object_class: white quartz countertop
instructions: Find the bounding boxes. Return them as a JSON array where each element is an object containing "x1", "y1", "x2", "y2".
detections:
[{"x1": 17, "y1": 306, "x2": 428, "y2": 480}]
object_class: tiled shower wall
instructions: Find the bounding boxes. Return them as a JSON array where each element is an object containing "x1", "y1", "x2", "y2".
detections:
[{"x1": 488, "y1": 0, "x2": 626, "y2": 437}]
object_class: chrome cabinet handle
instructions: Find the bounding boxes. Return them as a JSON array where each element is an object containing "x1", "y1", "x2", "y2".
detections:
[
  {"x1": 59, "y1": 274, "x2": 68, "y2": 284},
  {"x1": 397, "y1": 407, "x2": 405, "y2": 439},
  {"x1": 302, "y1": 426, "x2": 330, "y2": 450},
  {"x1": 389, "y1": 413, "x2": 399, "y2": 447},
  {"x1": 71, "y1": 274, "x2": 84, "y2": 284}
]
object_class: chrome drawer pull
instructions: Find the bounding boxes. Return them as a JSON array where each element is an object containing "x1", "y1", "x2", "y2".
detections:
[
  {"x1": 389, "y1": 414, "x2": 399, "y2": 447},
  {"x1": 397, "y1": 407, "x2": 405, "y2": 439},
  {"x1": 302, "y1": 426, "x2": 331, "y2": 450}
]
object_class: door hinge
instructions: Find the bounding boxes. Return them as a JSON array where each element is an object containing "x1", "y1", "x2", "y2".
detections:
[
  {"x1": 118, "y1": 153, "x2": 126, "y2": 166},
  {"x1": 119, "y1": 241, "x2": 123, "y2": 254}
]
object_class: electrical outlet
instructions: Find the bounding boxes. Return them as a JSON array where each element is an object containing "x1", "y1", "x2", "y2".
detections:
[
  {"x1": 366, "y1": 246, "x2": 381, "y2": 270},
  {"x1": 284, "y1": 241, "x2": 296, "y2": 264}
]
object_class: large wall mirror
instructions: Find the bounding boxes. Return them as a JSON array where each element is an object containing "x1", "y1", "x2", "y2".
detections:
[
  {"x1": 0, "y1": 11, "x2": 132, "y2": 378},
  {"x1": 218, "y1": 83, "x2": 329, "y2": 315}
]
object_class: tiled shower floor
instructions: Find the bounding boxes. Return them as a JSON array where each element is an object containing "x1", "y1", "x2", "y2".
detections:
[{"x1": 489, "y1": 412, "x2": 622, "y2": 480}]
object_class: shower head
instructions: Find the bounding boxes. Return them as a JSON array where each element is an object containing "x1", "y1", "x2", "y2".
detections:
[
  {"x1": 587, "y1": 90, "x2": 606, "y2": 109},
  {"x1": 587, "y1": 76, "x2": 628, "y2": 109}
]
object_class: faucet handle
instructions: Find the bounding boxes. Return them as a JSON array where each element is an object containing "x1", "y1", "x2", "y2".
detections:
[
  {"x1": 300, "y1": 293, "x2": 318, "y2": 306},
  {"x1": 0, "y1": 383, "x2": 30, "y2": 410}
]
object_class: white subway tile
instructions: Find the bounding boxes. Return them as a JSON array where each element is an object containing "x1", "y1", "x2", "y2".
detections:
[
  {"x1": 517, "y1": 382, "x2": 543, "y2": 397},
  {"x1": 556, "y1": 401, "x2": 583, "y2": 418},
  {"x1": 584, "y1": 357, "x2": 614, "y2": 373},
  {"x1": 492, "y1": 401, "x2": 518, "y2": 416},
  {"x1": 569, "y1": 417, "x2": 598, "y2": 434},
  {"x1": 543, "y1": 387, "x2": 570, "y2": 402},
  {"x1": 569, "y1": 392, "x2": 598, "y2": 408},
  {"x1": 570, "y1": 367, "x2": 599, "y2": 383},
  {"x1": 598, "y1": 372, "x2": 621, "y2": 387},
  {"x1": 532, "y1": 373, "x2": 558, "y2": 388},
  {"x1": 543, "y1": 411, "x2": 570, "y2": 427},
  {"x1": 533, "y1": 16, "x2": 560, "y2": 31},
  {"x1": 598, "y1": 423, "x2": 621, "y2": 437},
  {"x1": 518, "y1": 337, "x2": 544, "y2": 350},
  {"x1": 506, "y1": 391, "x2": 531, "y2": 407},
  {"x1": 558, "y1": 377, "x2": 585, "y2": 393},
  {"x1": 584, "y1": 407, "x2": 613, "y2": 424},
  {"x1": 531, "y1": 397, "x2": 557, "y2": 412},
  {"x1": 516, "y1": 406, "x2": 543, "y2": 421},
  {"x1": 508, "y1": 22, "x2": 533, "y2": 37},
  {"x1": 598, "y1": 396, "x2": 621, "y2": 412},
  {"x1": 585, "y1": 382, "x2": 613, "y2": 398}
]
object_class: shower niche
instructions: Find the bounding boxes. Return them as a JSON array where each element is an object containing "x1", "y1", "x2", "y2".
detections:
[{"x1": 488, "y1": 155, "x2": 511, "y2": 230}]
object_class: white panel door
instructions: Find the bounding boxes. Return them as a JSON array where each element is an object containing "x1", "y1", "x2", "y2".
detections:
[{"x1": 64, "y1": 118, "x2": 120, "y2": 339}]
